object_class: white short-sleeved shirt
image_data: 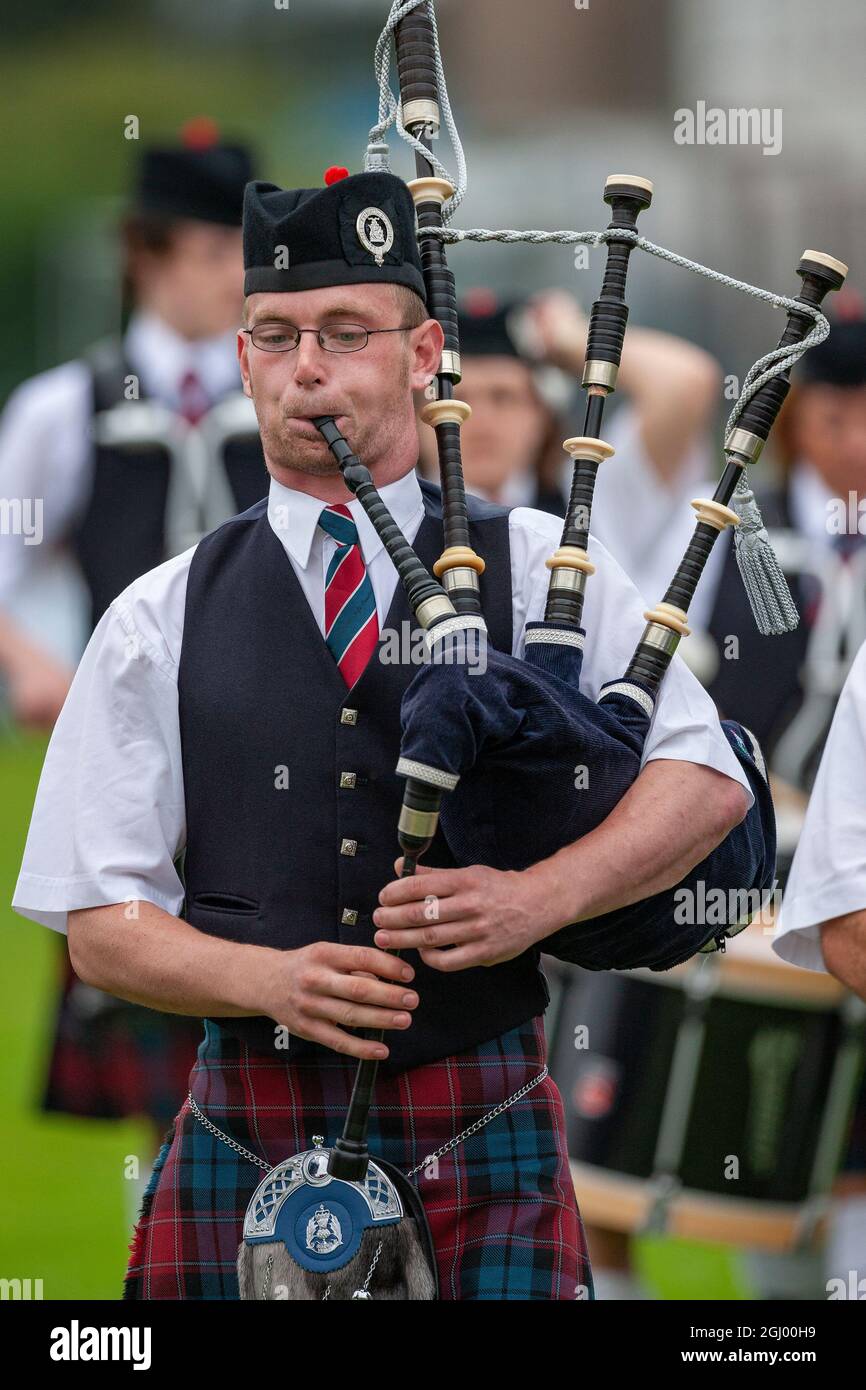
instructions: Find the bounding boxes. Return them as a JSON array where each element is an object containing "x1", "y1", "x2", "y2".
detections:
[
  {"x1": 490, "y1": 404, "x2": 726, "y2": 627},
  {"x1": 12, "y1": 466, "x2": 754, "y2": 936},
  {"x1": 0, "y1": 313, "x2": 244, "y2": 664},
  {"x1": 587, "y1": 404, "x2": 725, "y2": 624},
  {"x1": 773, "y1": 638, "x2": 866, "y2": 972}
]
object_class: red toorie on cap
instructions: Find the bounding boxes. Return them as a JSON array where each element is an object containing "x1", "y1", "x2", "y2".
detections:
[
  {"x1": 463, "y1": 287, "x2": 499, "y2": 316},
  {"x1": 180, "y1": 116, "x2": 221, "y2": 150}
]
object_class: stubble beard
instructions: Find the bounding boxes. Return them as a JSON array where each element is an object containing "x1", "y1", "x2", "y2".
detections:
[{"x1": 256, "y1": 353, "x2": 412, "y2": 477}]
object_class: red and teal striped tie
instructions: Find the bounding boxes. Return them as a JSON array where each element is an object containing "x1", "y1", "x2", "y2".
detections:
[{"x1": 318, "y1": 503, "x2": 380, "y2": 687}]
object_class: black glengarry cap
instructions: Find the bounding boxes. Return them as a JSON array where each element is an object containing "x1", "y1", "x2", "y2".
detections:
[
  {"x1": 135, "y1": 118, "x2": 255, "y2": 226},
  {"x1": 242, "y1": 168, "x2": 426, "y2": 303},
  {"x1": 796, "y1": 318, "x2": 866, "y2": 388},
  {"x1": 458, "y1": 291, "x2": 523, "y2": 358}
]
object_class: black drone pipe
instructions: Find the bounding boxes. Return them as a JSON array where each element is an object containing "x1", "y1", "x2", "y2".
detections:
[{"x1": 620, "y1": 250, "x2": 847, "y2": 697}]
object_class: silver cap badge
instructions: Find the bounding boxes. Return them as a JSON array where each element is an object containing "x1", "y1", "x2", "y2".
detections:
[{"x1": 356, "y1": 207, "x2": 394, "y2": 266}]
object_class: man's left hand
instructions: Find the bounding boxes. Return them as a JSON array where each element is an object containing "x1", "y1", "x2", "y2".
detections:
[{"x1": 373, "y1": 861, "x2": 555, "y2": 970}]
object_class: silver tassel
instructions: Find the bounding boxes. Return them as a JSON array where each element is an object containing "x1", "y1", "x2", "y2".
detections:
[
  {"x1": 731, "y1": 474, "x2": 799, "y2": 636},
  {"x1": 364, "y1": 139, "x2": 391, "y2": 172}
]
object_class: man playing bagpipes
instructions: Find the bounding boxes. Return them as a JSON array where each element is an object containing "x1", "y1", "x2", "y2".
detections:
[{"x1": 12, "y1": 165, "x2": 760, "y2": 1300}]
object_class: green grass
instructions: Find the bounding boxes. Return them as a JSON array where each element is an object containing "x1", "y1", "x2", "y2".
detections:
[
  {"x1": 636, "y1": 1234, "x2": 751, "y2": 1300},
  {"x1": 0, "y1": 729, "x2": 751, "y2": 1299},
  {"x1": 0, "y1": 729, "x2": 152, "y2": 1299}
]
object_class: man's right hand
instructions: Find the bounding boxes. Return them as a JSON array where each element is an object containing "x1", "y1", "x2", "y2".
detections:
[{"x1": 261, "y1": 941, "x2": 419, "y2": 1060}]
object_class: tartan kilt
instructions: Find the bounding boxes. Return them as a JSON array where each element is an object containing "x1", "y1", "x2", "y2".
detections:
[
  {"x1": 42, "y1": 950, "x2": 204, "y2": 1126},
  {"x1": 124, "y1": 1013, "x2": 593, "y2": 1301}
]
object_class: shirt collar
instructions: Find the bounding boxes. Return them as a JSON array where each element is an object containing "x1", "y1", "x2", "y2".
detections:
[
  {"x1": 124, "y1": 310, "x2": 242, "y2": 407},
  {"x1": 267, "y1": 465, "x2": 425, "y2": 570},
  {"x1": 788, "y1": 459, "x2": 839, "y2": 547},
  {"x1": 466, "y1": 468, "x2": 537, "y2": 509}
]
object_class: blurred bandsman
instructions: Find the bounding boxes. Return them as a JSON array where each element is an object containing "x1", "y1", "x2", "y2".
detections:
[
  {"x1": 660, "y1": 313, "x2": 866, "y2": 775},
  {"x1": 1, "y1": 121, "x2": 265, "y2": 1145},
  {"x1": 686, "y1": 309, "x2": 866, "y2": 1295},
  {"x1": 419, "y1": 289, "x2": 721, "y2": 553},
  {"x1": 774, "y1": 637, "x2": 866, "y2": 1296},
  {"x1": 416, "y1": 290, "x2": 573, "y2": 513},
  {"x1": 0, "y1": 119, "x2": 264, "y2": 730}
]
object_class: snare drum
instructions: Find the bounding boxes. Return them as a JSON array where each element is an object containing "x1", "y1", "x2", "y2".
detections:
[{"x1": 545, "y1": 917, "x2": 866, "y2": 1252}]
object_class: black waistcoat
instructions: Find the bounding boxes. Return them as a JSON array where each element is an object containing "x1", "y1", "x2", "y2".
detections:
[
  {"x1": 71, "y1": 339, "x2": 266, "y2": 632},
  {"x1": 177, "y1": 479, "x2": 550, "y2": 1074},
  {"x1": 704, "y1": 487, "x2": 810, "y2": 760}
]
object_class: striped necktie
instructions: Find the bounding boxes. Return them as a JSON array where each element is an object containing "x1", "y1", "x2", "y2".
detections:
[
  {"x1": 318, "y1": 503, "x2": 380, "y2": 687},
  {"x1": 178, "y1": 369, "x2": 210, "y2": 425},
  {"x1": 802, "y1": 532, "x2": 866, "y2": 627}
]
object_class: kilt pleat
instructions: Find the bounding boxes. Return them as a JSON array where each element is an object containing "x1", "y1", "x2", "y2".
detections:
[{"x1": 124, "y1": 1014, "x2": 593, "y2": 1301}]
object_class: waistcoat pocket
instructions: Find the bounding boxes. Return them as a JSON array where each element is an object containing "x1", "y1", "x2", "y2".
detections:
[{"x1": 191, "y1": 892, "x2": 260, "y2": 914}]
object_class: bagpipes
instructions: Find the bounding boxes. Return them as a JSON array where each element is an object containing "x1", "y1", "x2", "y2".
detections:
[
  {"x1": 239, "y1": 0, "x2": 846, "y2": 1299},
  {"x1": 376, "y1": 3, "x2": 847, "y2": 974}
]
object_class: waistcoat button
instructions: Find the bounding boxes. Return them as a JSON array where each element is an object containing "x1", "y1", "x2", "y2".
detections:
[
  {"x1": 341, "y1": 908, "x2": 359, "y2": 925},
  {"x1": 340, "y1": 838, "x2": 358, "y2": 856},
  {"x1": 339, "y1": 772, "x2": 357, "y2": 788},
  {"x1": 340, "y1": 708, "x2": 358, "y2": 725}
]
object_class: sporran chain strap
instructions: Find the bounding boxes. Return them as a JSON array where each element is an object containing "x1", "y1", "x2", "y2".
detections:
[
  {"x1": 190, "y1": 1068, "x2": 548, "y2": 1299},
  {"x1": 187, "y1": 1063, "x2": 548, "y2": 1179}
]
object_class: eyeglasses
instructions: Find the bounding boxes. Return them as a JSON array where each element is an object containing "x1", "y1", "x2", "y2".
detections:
[{"x1": 242, "y1": 321, "x2": 412, "y2": 354}]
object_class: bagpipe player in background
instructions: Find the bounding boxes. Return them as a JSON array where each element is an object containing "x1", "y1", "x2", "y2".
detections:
[
  {"x1": 0, "y1": 119, "x2": 263, "y2": 729},
  {"x1": 770, "y1": 337, "x2": 866, "y2": 1294},
  {"x1": 441, "y1": 289, "x2": 866, "y2": 811},
  {"x1": 0, "y1": 122, "x2": 268, "y2": 1188},
  {"x1": 772, "y1": 638, "x2": 866, "y2": 1296},
  {"x1": 12, "y1": 166, "x2": 756, "y2": 1300},
  {"x1": 416, "y1": 288, "x2": 722, "y2": 562},
  {"x1": 618, "y1": 302, "x2": 866, "y2": 782}
]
